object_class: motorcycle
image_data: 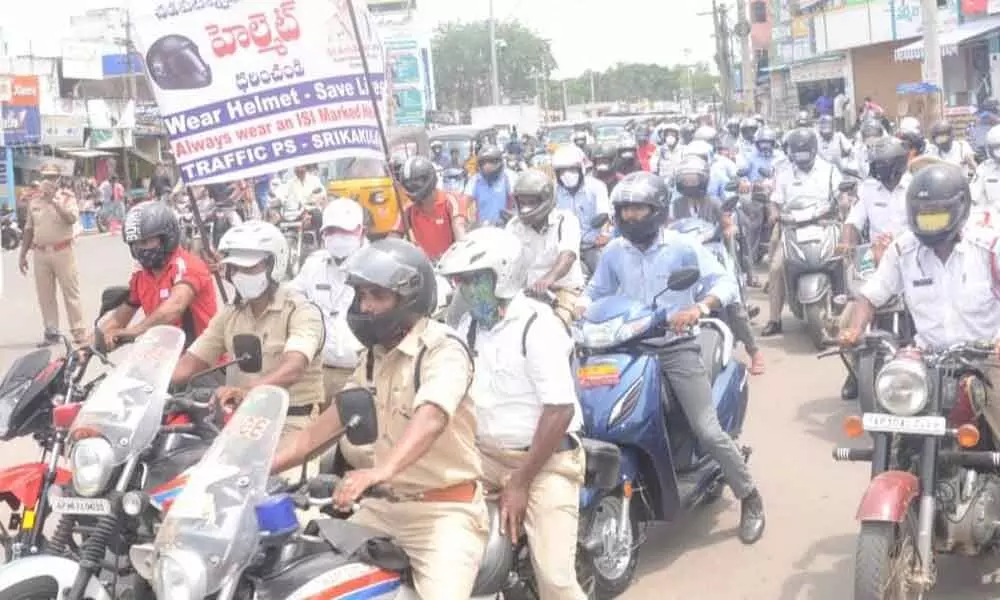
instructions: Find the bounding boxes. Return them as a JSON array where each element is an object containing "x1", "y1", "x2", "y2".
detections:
[
  {"x1": 574, "y1": 266, "x2": 750, "y2": 597},
  {"x1": 829, "y1": 335, "x2": 1000, "y2": 600},
  {"x1": 0, "y1": 326, "x2": 263, "y2": 600},
  {"x1": 779, "y1": 192, "x2": 845, "y2": 349},
  {"x1": 1, "y1": 207, "x2": 21, "y2": 251},
  {"x1": 273, "y1": 188, "x2": 321, "y2": 279},
  {"x1": 736, "y1": 166, "x2": 774, "y2": 266},
  {"x1": 128, "y1": 385, "x2": 622, "y2": 600},
  {"x1": 440, "y1": 167, "x2": 468, "y2": 194}
]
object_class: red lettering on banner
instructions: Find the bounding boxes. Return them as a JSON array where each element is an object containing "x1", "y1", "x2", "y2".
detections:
[{"x1": 205, "y1": 0, "x2": 300, "y2": 59}]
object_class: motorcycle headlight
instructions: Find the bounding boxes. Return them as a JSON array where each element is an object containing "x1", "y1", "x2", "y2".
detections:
[
  {"x1": 578, "y1": 315, "x2": 653, "y2": 349},
  {"x1": 70, "y1": 437, "x2": 115, "y2": 497},
  {"x1": 875, "y1": 357, "x2": 929, "y2": 416},
  {"x1": 153, "y1": 550, "x2": 206, "y2": 600}
]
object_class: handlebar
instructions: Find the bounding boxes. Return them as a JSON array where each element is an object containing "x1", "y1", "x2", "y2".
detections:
[{"x1": 265, "y1": 474, "x2": 393, "y2": 512}]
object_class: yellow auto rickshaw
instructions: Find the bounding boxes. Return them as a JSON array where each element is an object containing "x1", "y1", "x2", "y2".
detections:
[{"x1": 428, "y1": 125, "x2": 498, "y2": 176}]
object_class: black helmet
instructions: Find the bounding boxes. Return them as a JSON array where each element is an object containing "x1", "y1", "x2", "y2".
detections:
[
  {"x1": 512, "y1": 169, "x2": 555, "y2": 227},
  {"x1": 592, "y1": 143, "x2": 617, "y2": 174},
  {"x1": 754, "y1": 126, "x2": 778, "y2": 155},
  {"x1": 726, "y1": 117, "x2": 741, "y2": 138},
  {"x1": 860, "y1": 119, "x2": 885, "y2": 143},
  {"x1": 398, "y1": 156, "x2": 437, "y2": 201},
  {"x1": 123, "y1": 200, "x2": 181, "y2": 270},
  {"x1": 817, "y1": 115, "x2": 835, "y2": 139},
  {"x1": 674, "y1": 156, "x2": 710, "y2": 198},
  {"x1": 430, "y1": 140, "x2": 443, "y2": 153},
  {"x1": 896, "y1": 129, "x2": 926, "y2": 156},
  {"x1": 611, "y1": 171, "x2": 670, "y2": 245},
  {"x1": 795, "y1": 110, "x2": 813, "y2": 128},
  {"x1": 786, "y1": 128, "x2": 818, "y2": 171},
  {"x1": 869, "y1": 137, "x2": 909, "y2": 192},
  {"x1": 905, "y1": 163, "x2": 970, "y2": 246},
  {"x1": 145, "y1": 35, "x2": 212, "y2": 91},
  {"x1": 572, "y1": 130, "x2": 588, "y2": 148},
  {"x1": 739, "y1": 118, "x2": 759, "y2": 142},
  {"x1": 343, "y1": 237, "x2": 437, "y2": 347},
  {"x1": 477, "y1": 145, "x2": 504, "y2": 179},
  {"x1": 679, "y1": 123, "x2": 696, "y2": 145},
  {"x1": 929, "y1": 119, "x2": 953, "y2": 152}
]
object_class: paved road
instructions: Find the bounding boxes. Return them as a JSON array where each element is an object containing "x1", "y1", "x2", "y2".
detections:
[{"x1": 2, "y1": 236, "x2": 1000, "y2": 599}]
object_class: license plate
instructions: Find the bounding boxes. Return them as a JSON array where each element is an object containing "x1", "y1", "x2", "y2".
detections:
[
  {"x1": 578, "y1": 364, "x2": 620, "y2": 388},
  {"x1": 49, "y1": 496, "x2": 112, "y2": 516},
  {"x1": 797, "y1": 225, "x2": 825, "y2": 243},
  {"x1": 862, "y1": 413, "x2": 947, "y2": 436}
]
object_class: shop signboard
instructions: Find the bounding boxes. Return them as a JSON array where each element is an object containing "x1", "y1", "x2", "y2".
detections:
[
  {"x1": 386, "y1": 38, "x2": 426, "y2": 126},
  {"x1": 0, "y1": 75, "x2": 41, "y2": 146},
  {"x1": 890, "y1": 0, "x2": 958, "y2": 39}
]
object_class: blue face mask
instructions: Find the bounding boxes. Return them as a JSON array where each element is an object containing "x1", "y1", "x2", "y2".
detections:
[{"x1": 457, "y1": 271, "x2": 503, "y2": 330}]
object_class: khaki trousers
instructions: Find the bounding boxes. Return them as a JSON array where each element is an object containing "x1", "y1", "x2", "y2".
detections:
[
  {"x1": 351, "y1": 491, "x2": 488, "y2": 599},
  {"x1": 553, "y1": 288, "x2": 581, "y2": 330},
  {"x1": 33, "y1": 246, "x2": 85, "y2": 339},
  {"x1": 767, "y1": 226, "x2": 786, "y2": 322},
  {"x1": 322, "y1": 365, "x2": 375, "y2": 470},
  {"x1": 480, "y1": 442, "x2": 588, "y2": 600}
]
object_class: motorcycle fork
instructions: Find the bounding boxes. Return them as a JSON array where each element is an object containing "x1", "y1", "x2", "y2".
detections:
[
  {"x1": 18, "y1": 435, "x2": 63, "y2": 555},
  {"x1": 913, "y1": 435, "x2": 939, "y2": 588}
]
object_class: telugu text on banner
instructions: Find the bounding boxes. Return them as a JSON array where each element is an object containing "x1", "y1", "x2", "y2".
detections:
[{"x1": 129, "y1": 0, "x2": 387, "y2": 186}]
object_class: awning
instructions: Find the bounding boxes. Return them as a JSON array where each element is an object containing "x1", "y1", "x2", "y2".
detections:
[
  {"x1": 894, "y1": 15, "x2": 1000, "y2": 62},
  {"x1": 56, "y1": 148, "x2": 115, "y2": 159},
  {"x1": 790, "y1": 53, "x2": 848, "y2": 83}
]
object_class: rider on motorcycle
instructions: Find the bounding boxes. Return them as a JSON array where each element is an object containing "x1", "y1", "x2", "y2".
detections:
[
  {"x1": 929, "y1": 119, "x2": 977, "y2": 175},
  {"x1": 402, "y1": 156, "x2": 468, "y2": 261},
  {"x1": 272, "y1": 238, "x2": 488, "y2": 600},
  {"x1": 971, "y1": 125, "x2": 1000, "y2": 212},
  {"x1": 761, "y1": 128, "x2": 843, "y2": 337},
  {"x1": 682, "y1": 140, "x2": 729, "y2": 202},
  {"x1": 679, "y1": 122, "x2": 697, "y2": 148},
  {"x1": 635, "y1": 125, "x2": 657, "y2": 172},
  {"x1": 507, "y1": 169, "x2": 586, "y2": 327},
  {"x1": 574, "y1": 171, "x2": 766, "y2": 544},
  {"x1": 430, "y1": 140, "x2": 451, "y2": 169},
  {"x1": 738, "y1": 117, "x2": 760, "y2": 159},
  {"x1": 99, "y1": 200, "x2": 218, "y2": 351},
  {"x1": 837, "y1": 137, "x2": 911, "y2": 400},
  {"x1": 591, "y1": 143, "x2": 622, "y2": 191},
  {"x1": 465, "y1": 145, "x2": 517, "y2": 227},
  {"x1": 725, "y1": 116, "x2": 742, "y2": 140},
  {"x1": 672, "y1": 157, "x2": 766, "y2": 375},
  {"x1": 438, "y1": 227, "x2": 588, "y2": 600},
  {"x1": 553, "y1": 144, "x2": 612, "y2": 274},
  {"x1": 817, "y1": 115, "x2": 853, "y2": 168}
]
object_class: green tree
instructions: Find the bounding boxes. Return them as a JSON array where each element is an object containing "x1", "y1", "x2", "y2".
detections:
[
  {"x1": 546, "y1": 62, "x2": 720, "y2": 111},
  {"x1": 431, "y1": 20, "x2": 556, "y2": 114}
]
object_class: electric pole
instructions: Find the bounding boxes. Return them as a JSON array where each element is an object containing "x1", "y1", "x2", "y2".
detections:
[
  {"x1": 123, "y1": 9, "x2": 138, "y2": 189},
  {"x1": 920, "y1": 0, "x2": 943, "y2": 121},
  {"x1": 735, "y1": 0, "x2": 754, "y2": 112},
  {"x1": 701, "y1": 0, "x2": 733, "y2": 116},
  {"x1": 589, "y1": 72, "x2": 597, "y2": 104},
  {"x1": 488, "y1": 0, "x2": 501, "y2": 105}
]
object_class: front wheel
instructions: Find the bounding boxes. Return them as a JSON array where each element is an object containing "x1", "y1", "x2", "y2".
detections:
[
  {"x1": 578, "y1": 494, "x2": 640, "y2": 599},
  {"x1": 854, "y1": 513, "x2": 924, "y2": 600},
  {"x1": 286, "y1": 234, "x2": 301, "y2": 278},
  {"x1": 0, "y1": 576, "x2": 59, "y2": 599},
  {"x1": 803, "y1": 300, "x2": 831, "y2": 351}
]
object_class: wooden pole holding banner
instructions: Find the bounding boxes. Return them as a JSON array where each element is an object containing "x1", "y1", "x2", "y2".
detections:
[
  {"x1": 344, "y1": 0, "x2": 411, "y2": 241},
  {"x1": 185, "y1": 188, "x2": 230, "y2": 304}
]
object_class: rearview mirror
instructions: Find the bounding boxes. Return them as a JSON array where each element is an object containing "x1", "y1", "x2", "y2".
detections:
[
  {"x1": 757, "y1": 166, "x2": 774, "y2": 178},
  {"x1": 667, "y1": 266, "x2": 701, "y2": 291},
  {"x1": 232, "y1": 334, "x2": 263, "y2": 373},
  {"x1": 335, "y1": 388, "x2": 379, "y2": 446},
  {"x1": 99, "y1": 286, "x2": 131, "y2": 317},
  {"x1": 590, "y1": 213, "x2": 611, "y2": 229}
]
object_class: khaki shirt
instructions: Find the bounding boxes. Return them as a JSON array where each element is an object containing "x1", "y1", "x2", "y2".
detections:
[
  {"x1": 188, "y1": 285, "x2": 325, "y2": 407},
  {"x1": 351, "y1": 318, "x2": 481, "y2": 495},
  {"x1": 25, "y1": 191, "x2": 79, "y2": 246}
]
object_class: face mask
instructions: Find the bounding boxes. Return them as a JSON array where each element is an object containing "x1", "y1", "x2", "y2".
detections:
[
  {"x1": 992, "y1": 147, "x2": 1000, "y2": 161},
  {"x1": 457, "y1": 272, "x2": 503, "y2": 330},
  {"x1": 665, "y1": 135, "x2": 677, "y2": 147},
  {"x1": 559, "y1": 171, "x2": 581, "y2": 188},
  {"x1": 132, "y1": 245, "x2": 168, "y2": 271},
  {"x1": 325, "y1": 233, "x2": 362, "y2": 260},
  {"x1": 232, "y1": 271, "x2": 270, "y2": 300}
]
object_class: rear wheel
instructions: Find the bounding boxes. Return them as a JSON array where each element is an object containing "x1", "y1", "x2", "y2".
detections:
[
  {"x1": 854, "y1": 510, "x2": 924, "y2": 600},
  {"x1": 0, "y1": 576, "x2": 59, "y2": 600}
]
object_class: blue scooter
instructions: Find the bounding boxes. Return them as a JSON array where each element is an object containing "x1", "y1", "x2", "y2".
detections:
[{"x1": 574, "y1": 266, "x2": 750, "y2": 598}]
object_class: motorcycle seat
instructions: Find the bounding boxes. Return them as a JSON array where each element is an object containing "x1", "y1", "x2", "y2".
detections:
[{"x1": 581, "y1": 437, "x2": 621, "y2": 490}]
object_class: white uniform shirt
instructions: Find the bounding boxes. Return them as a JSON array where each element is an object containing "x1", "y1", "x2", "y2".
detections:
[
  {"x1": 860, "y1": 229, "x2": 1000, "y2": 349},
  {"x1": 934, "y1": 140, "x2": 974, "y2": 168},
  {"x1": 972, "y1": 159, "x2": 1000, "y2": 208},
  {"x1": 818, "y1": 132, "x2": 852, "y2": 165},
  {"x1": 285, "y1": 173, "x2": 325, "y2": 207},
  {"x1": 846, "y1": 174, "x2": 911, "y2": 239},
  {"x1": 506, "y1": 208, "x2": 586, "y2": 290},
  {"x1": 772, "y1": 157, "x2": 842, "y2": 208},
  {"x1": 289, "y1": 251, "x2": 363, "y2": 368},
  {"x1": 459, "y1": 294, "x2": 583, "y2": 449}
]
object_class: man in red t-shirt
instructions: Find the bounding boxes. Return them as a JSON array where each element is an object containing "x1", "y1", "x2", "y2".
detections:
[
  {"x1": 98, "y1": 201, "x2": 217, "y2": 350},
  {"x1": 399, "y1": 156, "x2": 468, "y2": 260}
]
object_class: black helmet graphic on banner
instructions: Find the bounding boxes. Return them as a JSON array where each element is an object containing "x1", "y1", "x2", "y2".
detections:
[{"x1": 146, "y1": 35, "x2": 213, "y2": 90}]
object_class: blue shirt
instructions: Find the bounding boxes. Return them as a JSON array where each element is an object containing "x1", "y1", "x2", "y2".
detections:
[
  {"x1": 741, "y1": 149, "x2": 781, "y2": 183},
  {"x1": 584, "y1": 229, "x2": 738, "y2": 309},
  {"x1": 464, "y1": 171, "x2": 515, "y2": 225},
  {"x1": 254, "y1": 175, "x2": 272, "y2": 199},
  {"x1": 556, "y1": 176, "x2": 611, "y2": 246},
  {"x1": 708, "y1": 157, "x2": 735, "y2": 201}
]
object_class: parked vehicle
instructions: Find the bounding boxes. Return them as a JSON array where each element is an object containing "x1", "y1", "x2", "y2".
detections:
[
  {"x1": 574, "y1": 266, "x2": 750, "y2": 597},
  {"x1": 1, "y1": 207, "x2": 21, "y2": 250}
]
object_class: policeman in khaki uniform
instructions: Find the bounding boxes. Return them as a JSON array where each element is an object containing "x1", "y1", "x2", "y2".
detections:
[
  {"x1": 841, "y1": 164, "x2": 1000, "y2": 436},
  {"x1": 18, "y1": 164, "x2": 86, "y2": 345},
  {"x1": 290, "y1": 198, "x2": 372, "y2": 468},
  {"x1": 170, "y1": 222, "x2": 325, "y2": 465},
  {"x1": 271, "y1": 237, "x2": 487, "y2": 600},
  {"x1": 439, "y1": 227, "x2": 588, "y2": 600}
]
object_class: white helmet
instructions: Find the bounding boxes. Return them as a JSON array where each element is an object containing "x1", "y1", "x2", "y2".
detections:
[
  {"x1": 218, "y1": 221, "x2": 290, "y2": 283},
  {"x1": 683, "y1": 139, "x2": 714, "y2": 162},
  {"x1": 899, "y1": 116, "x2": 922, "y2": 135},
  {"x1": 551, "y1": 144, "x2": 587, "y2": 170},
  {"x1": 437, "y1": 227, "x2": 526, "y2": 299},
  {"x1": 321, "y1": 197, "x2": 365, "y2": 232}
]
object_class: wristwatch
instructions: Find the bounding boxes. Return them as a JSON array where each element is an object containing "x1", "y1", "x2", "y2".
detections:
[{"x1": 697, "y1": 302, "x2": 711, "y2": 317}]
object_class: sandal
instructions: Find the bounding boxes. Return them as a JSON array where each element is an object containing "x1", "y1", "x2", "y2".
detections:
[{"x1": 749, "y1": 351, "x2": 765, "y2": 375}]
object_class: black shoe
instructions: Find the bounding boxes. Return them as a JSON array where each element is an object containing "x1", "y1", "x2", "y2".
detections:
[
  {"x1": 760, "y1": 321, "x2": 782, "y2": 336},
  {"x1": 37, "y1": 333, "x2": 60, "y2": 348},
  {"x1": 841, "y1": 373, "x2": 859, "y2": 401},
  {"x1": 739, "y1": 489, "x2": 766, "y2": 545},
  {"x1": 747, "y1": 305, "x2": 761, "y2": 319}
]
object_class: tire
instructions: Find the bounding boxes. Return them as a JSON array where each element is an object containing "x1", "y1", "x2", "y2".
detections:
[
  {"x1": 804, "y1": 301, "x2": 829, "y2": 351},
  {"x1": 854, "y1": 510, "x2": 924, "y2": 600},
  {"x1": 578, "y1": 495, "x2": 640, "y2": 599},
  {"x1": 0, "y1": 576, "x2": 59, "y2": 599},
  {"x1": 286, "y1": 234, "x2": 301, "y2": 278}
]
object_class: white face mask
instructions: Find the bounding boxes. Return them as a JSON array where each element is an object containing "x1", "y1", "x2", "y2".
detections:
[
  {"x1": 325, "y1": 233, "x2": 362, "y2": 260},
  {"x1": 559, "y1": 171, "x2": 581, "y2": 188},
  {"x1": 232, "y1": 272, "x2": 270, "y2": 300},
  {"x1": 665, "y1": 135, "x2": 677, "y2": 147}
]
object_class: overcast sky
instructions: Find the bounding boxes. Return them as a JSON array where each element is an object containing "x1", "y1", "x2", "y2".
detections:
[{"x1": 5, "y1": 0, "x2": 720, "y2": 77}]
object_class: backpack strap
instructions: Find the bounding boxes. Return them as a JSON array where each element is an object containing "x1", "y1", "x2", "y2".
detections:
[
  {"x1": 520, "y1": 313, "x2": 538, "y2": 357},
  {"x1": 465, "y1": 312, "x2": 539, "y2": 360},
  {"x1": 414, "y1": 332, "x2": 473, "y2": 392}
]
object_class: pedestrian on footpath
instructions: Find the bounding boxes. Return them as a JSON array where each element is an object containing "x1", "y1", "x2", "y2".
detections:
[{"x1": 18, "y1": 163, "x2": 87, "y2": 346}]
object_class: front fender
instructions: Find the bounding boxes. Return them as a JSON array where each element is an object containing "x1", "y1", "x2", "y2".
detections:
[
  {"x1": 796, "y1": 272, "x2": 831, "y2": 305},
  {"x1": 0, "y1": 463, "x2": 70, "y2": 510},
  {"x1": 0, "y1": 555, "x2": 112, "y2": 600},
  {"x1": 856, "y1": 471, "x2": 919, "y2": 523}
]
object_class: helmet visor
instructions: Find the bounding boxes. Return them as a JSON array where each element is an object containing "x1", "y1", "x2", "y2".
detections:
[
  {"x1": 343, "y1": 245, "x2": 422, "y2": 295},
  {"x1": 914, "y1": 211, "x2": 954, "y2": 232}
]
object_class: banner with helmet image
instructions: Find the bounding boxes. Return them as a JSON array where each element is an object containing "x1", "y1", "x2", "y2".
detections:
[{"x1": 128, "y1": 0, "x2": 388, "y2": 186}]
